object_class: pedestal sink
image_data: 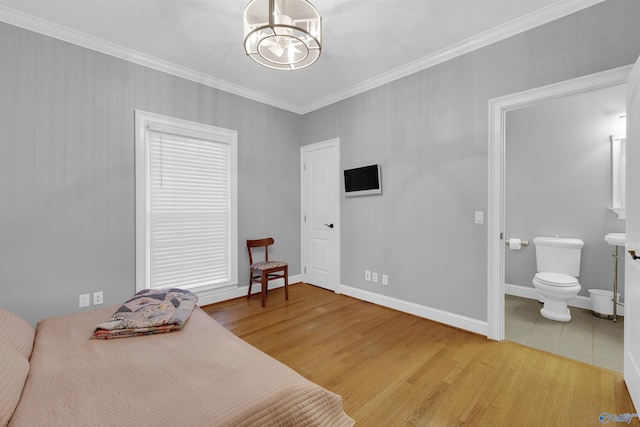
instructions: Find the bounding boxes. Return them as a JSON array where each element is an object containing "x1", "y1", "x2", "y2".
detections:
[
  {"x1": 605, "y1": 232, "x2": 626, "y2": 246},
  {"x1": 603, "y1": 233, "x2": 625, "y2": 321}
]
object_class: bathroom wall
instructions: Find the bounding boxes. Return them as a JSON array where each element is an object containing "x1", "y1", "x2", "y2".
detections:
[{"x1": 505, "y1": 84, "x2": 626, "y2": 299}]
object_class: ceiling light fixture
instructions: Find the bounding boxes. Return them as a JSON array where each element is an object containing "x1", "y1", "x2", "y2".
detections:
[{"x1": 243, "y1": 0, "x2": 322, "y2": 71}]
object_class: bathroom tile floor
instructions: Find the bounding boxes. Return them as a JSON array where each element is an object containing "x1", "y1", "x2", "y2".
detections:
[{"x1": 505, "y1": 295, "x2": 623, "y2": 372}]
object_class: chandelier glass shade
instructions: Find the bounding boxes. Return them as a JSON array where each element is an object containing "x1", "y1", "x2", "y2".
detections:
[{"x1": 243, "y1": 0, "x2": 322, "y2": 70}]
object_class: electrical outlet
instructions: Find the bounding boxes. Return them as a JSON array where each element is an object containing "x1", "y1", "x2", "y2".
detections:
[
  {"x1": 79, "y1": 294, "x2": 90, "y2": 308},
  {"x1": 382, "y1": 274, "x2": 388, "y2": 285},
  {"x1": 93, "y1": 291, "x2": 104, "y2": 305},
  {"x1": 372, "y1": 272, "x2": 378, "y2": 283},
  {"x1": 365, "y1": 270, "x2": 371, "y2": 281}
]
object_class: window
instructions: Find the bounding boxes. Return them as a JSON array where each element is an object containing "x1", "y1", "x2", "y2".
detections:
[{"x1": 135, "y1": 111, "x2": 238, "y2": 294}]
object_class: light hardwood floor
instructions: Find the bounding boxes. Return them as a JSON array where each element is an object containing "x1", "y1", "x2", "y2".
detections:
[{"x1": 202, "y1": 283, "x2": 638, "y2": 426}]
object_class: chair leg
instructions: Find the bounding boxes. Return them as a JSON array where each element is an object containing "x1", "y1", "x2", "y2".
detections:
[
  {"x1": 284, "y1": 266, "x2": 289, "y2": 301},
  {"x1": 247, "y1": 271, "x2": 253, "y2": 299},
  {"x1": 261, "y1": 271, "x2": 267, "y2": 307}
]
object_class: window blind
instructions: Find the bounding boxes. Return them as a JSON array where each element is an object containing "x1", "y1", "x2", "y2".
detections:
[{"x1": 147, "y1": 129, "x2": 231, "y2": 290}]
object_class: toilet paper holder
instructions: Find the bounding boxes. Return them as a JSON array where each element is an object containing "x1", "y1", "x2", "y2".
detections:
[{"x1": 505, "y1": 239, "x2": 529, "y2": 247}]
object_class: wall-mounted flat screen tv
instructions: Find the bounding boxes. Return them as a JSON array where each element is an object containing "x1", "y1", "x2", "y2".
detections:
[{"x1": 344, "y1": 164, "x2": 382, "y2": 197}]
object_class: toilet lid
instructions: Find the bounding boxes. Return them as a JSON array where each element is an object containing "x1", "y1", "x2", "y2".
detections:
[{"x1": 535, "y1": 272, "x2": 578, "y2": 287}]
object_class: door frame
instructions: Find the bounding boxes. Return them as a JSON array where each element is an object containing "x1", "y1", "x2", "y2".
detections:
[
  {"x1": 624, "y1": 55, "x2": 640, "y2": 412},
  {"x1": 300, "y1": 138, "x2": 341, "y2": 292},
  {"x1": 487, "y1": 65, "x2": 632, "y2": 341}
]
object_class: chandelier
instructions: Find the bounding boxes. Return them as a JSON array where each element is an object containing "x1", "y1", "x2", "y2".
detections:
[{"x1": 243, "y1": 0, "x2": 322, "y2": 70}]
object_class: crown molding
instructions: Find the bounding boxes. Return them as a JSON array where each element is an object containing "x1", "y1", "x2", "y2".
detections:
[
  {"x1": 0, "y1": 5, "x2": 302, "y2": 114},
  {"x1": 0, "y1": 0, "x2": 606, "y2": 116},
  {"x1": 298, "y1": 0, "x2": 607, "y2": 114}
]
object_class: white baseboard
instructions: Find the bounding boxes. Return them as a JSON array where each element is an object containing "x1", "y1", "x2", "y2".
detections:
[
  {"x1": 197, "y1": 279, "x2": 599, "y2": 335},
  {"x1": 338, "y1": 284, "x2": 488, "y2": 336},
  {"x1": 505, "y1": 283, "x2": 592, "y2": 310},
  {"x1": 197, "y1": 274, "x2": 303, "y2": 306}
]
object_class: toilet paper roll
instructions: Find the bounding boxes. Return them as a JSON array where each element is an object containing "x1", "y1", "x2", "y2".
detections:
[{"x1": 509, "y1": 238, "x2": 522, "y2": 250}]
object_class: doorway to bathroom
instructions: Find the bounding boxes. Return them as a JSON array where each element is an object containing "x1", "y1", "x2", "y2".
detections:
[
  {"x1": 502, "y1": 84, "x2": 626, "y2": 371},
  {"x1": 487, "y1": 66, "x2": 632, "y2": 336}
]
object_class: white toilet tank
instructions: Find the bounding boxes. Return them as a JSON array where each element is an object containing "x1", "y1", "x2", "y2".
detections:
[{"x1": 533, "y1": 236, "x2": 584, "y2": 277}]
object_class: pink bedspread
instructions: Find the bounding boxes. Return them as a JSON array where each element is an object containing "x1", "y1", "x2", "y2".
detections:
[{"x1": 9, "y1": 306, "x2": 354, "y2": 426}]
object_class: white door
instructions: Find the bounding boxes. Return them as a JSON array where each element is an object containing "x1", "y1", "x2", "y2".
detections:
[
  {"x1": 625, "y1": 55, "x2": 640, "y2": 411},
  {"x1": 301, "y1": 138, "x2": 340, "y2": 291}
]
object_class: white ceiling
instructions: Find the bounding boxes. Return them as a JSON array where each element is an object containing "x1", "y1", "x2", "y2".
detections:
[{"x1": 0, "y1": 0, "x2": 605, "y2": 114}]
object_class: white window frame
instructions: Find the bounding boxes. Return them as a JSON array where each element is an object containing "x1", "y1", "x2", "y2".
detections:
[{"x1": 134, "y1": 110, "x2": 238, "y2": 295}]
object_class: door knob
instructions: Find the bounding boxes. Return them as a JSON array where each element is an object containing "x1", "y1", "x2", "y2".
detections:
[
  {"x1": 629, "y1": 250, "x2": 639, "y2": 260},
  {"x1": 324, "y1": 223, "x2": 334, "y2": 229}
]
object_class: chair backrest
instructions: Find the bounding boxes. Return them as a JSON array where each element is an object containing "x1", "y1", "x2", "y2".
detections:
[{"x1": 247, "y1": 238, "x2": 275, "y2": 265}]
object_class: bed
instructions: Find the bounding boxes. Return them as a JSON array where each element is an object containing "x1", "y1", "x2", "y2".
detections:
[{"x1": 1, "y1": 302, "x2": 354, "y2": 426}]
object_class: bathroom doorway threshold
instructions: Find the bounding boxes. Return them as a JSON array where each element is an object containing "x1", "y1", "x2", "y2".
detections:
[{"x1": 505, "y1": 295, "x2": 623, "y2": 372}]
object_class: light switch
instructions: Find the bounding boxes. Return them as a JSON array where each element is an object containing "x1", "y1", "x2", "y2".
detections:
[{"x1": 475, "y1": 211, "x2": 484, "y2": 224}]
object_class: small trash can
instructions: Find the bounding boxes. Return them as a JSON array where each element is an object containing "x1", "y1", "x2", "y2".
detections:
[{"x1": 588, "y1": 289, "x2": 621, "y2": 319}]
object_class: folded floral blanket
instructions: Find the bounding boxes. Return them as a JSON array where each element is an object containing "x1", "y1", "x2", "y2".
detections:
[{"x1": 92, "y1": 288, "x2": 199, "y2": 340}]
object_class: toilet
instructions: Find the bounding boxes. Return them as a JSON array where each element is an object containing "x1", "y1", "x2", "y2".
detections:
[{"x1": 532, "y1": 236, "x2": 584, "y2": 322}]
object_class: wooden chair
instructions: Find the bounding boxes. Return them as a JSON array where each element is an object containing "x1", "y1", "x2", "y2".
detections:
[{"x1": 246, "y1": 238, "x2": 288, "y2": 307}]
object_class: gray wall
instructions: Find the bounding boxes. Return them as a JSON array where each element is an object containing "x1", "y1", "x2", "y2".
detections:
[
  {"x1": 0, "y1": 23, "x2": 301, "y2": 325},
  {"x1": 1, "y1": 0, "x2": 639, "y2": 327},
  {"x1": 300, "y1": 0, "x2": 640, "y2": 321},
  {"x1": 505, "y1": 85, "x2": 626, "y2": 298}
]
